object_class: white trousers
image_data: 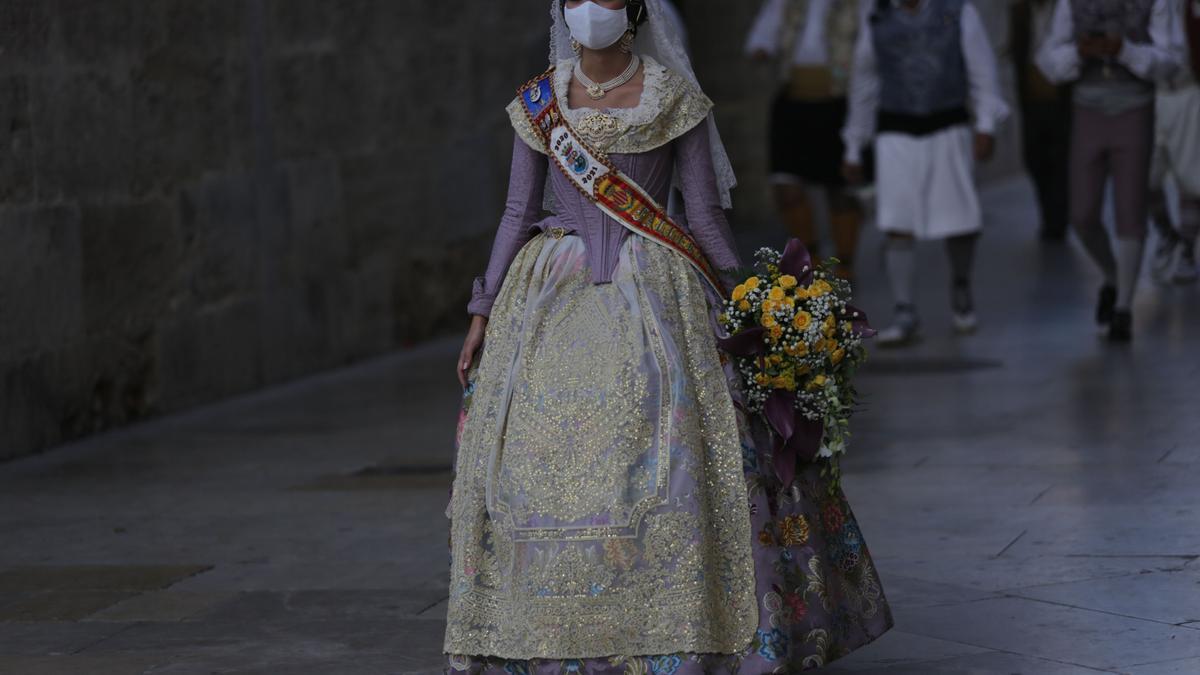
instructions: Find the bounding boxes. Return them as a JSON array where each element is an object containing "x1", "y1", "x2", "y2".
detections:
[
  {"x1": 1150, "y1": 85, "x2": 1200, "y2": 198},
  {"x1": 876, "y1": 125, "x2": 982, "y2": 240}
]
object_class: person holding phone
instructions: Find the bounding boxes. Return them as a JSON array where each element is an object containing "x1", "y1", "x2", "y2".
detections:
[{"x1": 1036, "y1": 0, "x2": 1184, "y2": 342}]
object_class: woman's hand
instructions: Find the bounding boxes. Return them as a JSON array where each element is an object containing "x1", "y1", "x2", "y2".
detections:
[{"x1": 458, "y1": 315, "x2": 488, "y2": 388}]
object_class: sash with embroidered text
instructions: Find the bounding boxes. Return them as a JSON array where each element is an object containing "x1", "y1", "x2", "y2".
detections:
[{"x1": 517, "y1": 67, "x2": 726, "y2": 295}]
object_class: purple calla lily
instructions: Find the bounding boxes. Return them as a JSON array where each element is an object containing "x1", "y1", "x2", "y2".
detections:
[
  {"x1": 716, "y1": 325, "x2": 768, "y2": 356},
  {"x1": 763, "y1": 390, "x2": 823, "y2": 488},
  {"x1": 839, "y1": 304, "x2": 877, "y2": 338},
  {"x1": 779, "y1": 238, "x2": 815, "y2": 285}
]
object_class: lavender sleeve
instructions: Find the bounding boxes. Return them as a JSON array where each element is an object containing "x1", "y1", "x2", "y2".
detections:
[
  {"x1": 468, "y1": 135, "x2": 548, "y2": 317},
  {"x1": 674, "y1": 122, "x2": 743, "y2": 273}
]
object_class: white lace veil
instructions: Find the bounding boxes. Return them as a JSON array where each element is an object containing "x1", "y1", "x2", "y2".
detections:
[{"x1": 548, "y1": 0, "x2": 737, "y2": 208}]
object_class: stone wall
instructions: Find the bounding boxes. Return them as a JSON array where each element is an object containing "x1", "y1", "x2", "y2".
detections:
[
  {"x1": 0, "y1": 1, "x2": 1020, "y2": 460},
  {"x1": 0, "y1": 1, "x2": 551, "y2": 459}
]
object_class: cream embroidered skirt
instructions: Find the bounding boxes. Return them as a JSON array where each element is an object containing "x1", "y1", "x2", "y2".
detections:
[{"x1": 446, "y1": 233, "x2": 757, "y2": 659}]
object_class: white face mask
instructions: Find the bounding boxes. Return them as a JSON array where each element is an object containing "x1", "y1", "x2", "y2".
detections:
[{"x1": 564, "y1": 2, "x2": 630, "y2": 50}]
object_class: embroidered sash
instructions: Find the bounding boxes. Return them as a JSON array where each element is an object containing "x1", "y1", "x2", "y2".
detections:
[{"x1": 517, "y1": 67, "x2": 725, "y2": 295}]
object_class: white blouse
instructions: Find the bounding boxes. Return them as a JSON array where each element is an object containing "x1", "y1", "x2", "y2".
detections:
[{"x1": 745, "y1": 0, "x2": 837, "y2": 66}]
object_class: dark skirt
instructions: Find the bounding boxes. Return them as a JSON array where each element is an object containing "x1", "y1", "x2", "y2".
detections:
[{"x1": 769, "y1": 94, "x2": 872, "y2": 186}]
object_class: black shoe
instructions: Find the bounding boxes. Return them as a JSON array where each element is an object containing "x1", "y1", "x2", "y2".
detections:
[
  {"x1": 951, "y1": 281, "x2": 977, "y2": 334},
  {"x1": 1108, "y1": 310, "x2": 1132, "y2": 342},
  {"x1": 1095, "y1": 285, "x2": 1117, "y2": 326}
]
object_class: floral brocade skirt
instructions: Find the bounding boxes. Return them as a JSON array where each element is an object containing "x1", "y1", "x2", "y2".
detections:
[{"x1": 447, "y1": 234, "x2": 892, "y2": 674}]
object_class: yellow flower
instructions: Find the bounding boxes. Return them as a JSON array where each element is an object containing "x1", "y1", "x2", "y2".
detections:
[
  {"x1": 773, "y1": 374, "x2": 796, "y2": 391},
  {"x1": 831, "y1": 348, "x2": 846, "y2": 365},
  {"x1": 781, "y1": 295, "x2": 796, "y2": 309},
  {"x1": 761, "y1": 313, "x2": 778, "y2": 328},
  {"x1": 794, "y1": 287, "x2": 810, "y2": 300},
  {"x1": 767, "y1": 354, "x2": 784, "y2": 366},
  {"x1": 768, "y1": 286, "x2": 786, "y2": 302},
  {"x1": 769, "y1": 325, "x2": 783, "y2": 341},
  {"x1": 779, "y1": 275, "x2": 798, "y2": 290},
  {"x1": 731, "y1": 284, "x2": 747, "y2": 301},
  {"x1": 813, "y1": 338, "x2": 828, "y2": 353},
  {"x1": 745, "y1": 276, "x2": 761, "y2": 289},
  {"x1": 792, "y1": 311, "x2": 812, "y2": 330},
  {"x1": 811, "y1": 280, "x2": 833, "y2": 296},
  {"x1": 755, "y1": 373, "x2": 770, "y2": 386},
  {"x1": 762, "y1": 299, "x2": 777, "y2": 313},
  {"x1": 784, "y1": 341, "x2": 809, "y2": 357},
  {"x1": 807, "y1": 374, "x2": 827, "y2": 390},
  {"x1": 738, "y1": 300, "x2": 751, "y2": 311}
]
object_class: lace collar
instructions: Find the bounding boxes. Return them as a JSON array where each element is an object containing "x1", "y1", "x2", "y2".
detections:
[{"x1": 507, "y1": 54, "x2": 712, "y2": 156}]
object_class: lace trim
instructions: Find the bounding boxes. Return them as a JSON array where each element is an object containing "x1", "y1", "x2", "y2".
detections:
[{"x1": 506, "y1": 55, "x2": 713, "y2": 156}]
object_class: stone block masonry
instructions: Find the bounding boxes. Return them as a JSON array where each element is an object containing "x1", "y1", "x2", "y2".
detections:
[{"x1": 0, "y1": 1, "x2": 551, "y2": 459}]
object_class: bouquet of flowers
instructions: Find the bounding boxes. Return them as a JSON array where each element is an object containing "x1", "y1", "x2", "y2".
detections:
[{"x1": 718, "y1": 240, "x2": 875, "y2": 488}]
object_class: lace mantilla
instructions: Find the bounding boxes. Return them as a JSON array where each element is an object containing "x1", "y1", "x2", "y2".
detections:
[{"x1": 506, "y1": 56, "x2": 714, "y2": 155}]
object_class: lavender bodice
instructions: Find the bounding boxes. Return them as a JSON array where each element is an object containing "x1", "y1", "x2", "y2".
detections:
[{"x1": 468, "y1": 120, "x2": 741, "y2": 317}]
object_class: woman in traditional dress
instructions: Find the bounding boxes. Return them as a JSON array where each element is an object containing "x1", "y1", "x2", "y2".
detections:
[{"x1": 447, "y1": 1, "x2": 892, "y2": 672}]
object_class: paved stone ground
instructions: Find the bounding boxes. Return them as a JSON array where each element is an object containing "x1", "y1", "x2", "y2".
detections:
[{"x1": 2, "y1": 178, "x2": 1199, "y2": 674}]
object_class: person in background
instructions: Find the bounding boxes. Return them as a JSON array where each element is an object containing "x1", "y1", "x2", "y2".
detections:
[
  {"x1": 842, "y1": 0, "x2": 1010, "y2": 346},
  {"x1": 1012, "y1": 0, "x2": 1073, "y2": 241},
  {"x1": 1037, "y1": 0, "x2": 1183, "y2": 342},
  {"x1": 747, "y1": 0, "x2": 867, "y2": 280},
  {"x1": 1148, "y1": 0, "x2": 1200, "y2": 284}
]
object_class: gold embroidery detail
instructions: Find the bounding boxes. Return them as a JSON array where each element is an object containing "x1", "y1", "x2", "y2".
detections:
[
  {"x1": 445, "y1": 236, "x2": 756, "y2": 659},
  {"x1": 575, "y1": 111, "x2": 627, "y2": 151}
]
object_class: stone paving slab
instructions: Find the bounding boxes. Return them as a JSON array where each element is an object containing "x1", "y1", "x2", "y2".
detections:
[
  {"x1": 85, "y1": 591, "x2": 239, "y2": 623},
  {"x1": 0, "y1": 654, "x2": 162, "y2": 675},
  {"x1": 0, "y1": 590, "x2": 136, "y2": 621},
  {"x1": 899, "y1": 596, "x2": 1200, "y2": 671},
  {"x1": 1011, "y1": 567, "x2": 1200, "y2": 626},
  {"x1": 194, "y1": 589, "x2": 449, "y2": 624},
  {"x1": 814, "y1": 629, "x2": 992, "y2": 671},
  {"x1": 1124, "y1": 656, "x2": 1200, "y2": 674},
  {"x1": 0, "y1": 565, "x2": 212, "y2": 593},
  {"x1": 824, "y1": 650, "x2": 1113, "y2": 674},
  {"x1": 0, "y1": 621, "x2": 132, "y2": 657}
]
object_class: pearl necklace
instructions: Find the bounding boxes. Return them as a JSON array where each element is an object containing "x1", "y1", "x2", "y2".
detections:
[{"x1": 574, "y1": 54, "x2": 641, "y2": 100}]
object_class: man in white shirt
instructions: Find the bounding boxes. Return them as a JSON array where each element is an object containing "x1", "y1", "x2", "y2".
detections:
[
  {"x1": 1148, "y1": 0, "x2": 1200, "y2": 284},
  {"x1": 1037, "y1": 0, "x2": 1184, "y2": 341},
  {"x1": 746, "y1": 0, "x2": 868, "y2": 280},
  {"x1": 842, "y1": 0, "x2": 1010, "y2": 345}
]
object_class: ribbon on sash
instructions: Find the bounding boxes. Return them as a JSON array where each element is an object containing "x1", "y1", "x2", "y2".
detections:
[{"x1": 516, "y1": 68, "x2": 726, "y2": 296}]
